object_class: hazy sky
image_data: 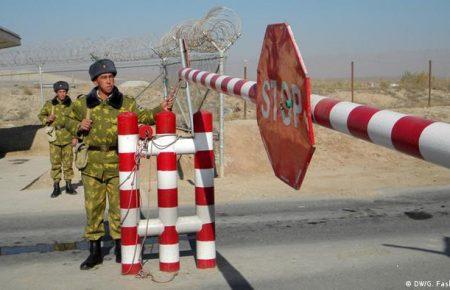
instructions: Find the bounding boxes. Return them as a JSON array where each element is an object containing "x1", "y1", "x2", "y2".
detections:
[{"x1": 1, "y1": 0, "x2": 450, "y2": 78}]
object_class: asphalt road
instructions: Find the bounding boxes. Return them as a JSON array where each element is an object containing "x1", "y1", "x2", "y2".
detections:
[{"x1": 1, "y1": 186, "x2": 449, "y2": 289}]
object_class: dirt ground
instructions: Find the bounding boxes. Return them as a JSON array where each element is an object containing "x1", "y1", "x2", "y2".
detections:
[
  {"x1": 7, "y1": 105, "x2": 450, "y2": 205},
  {"x1": 1, "y1": 76, "x2": 449, "y2": 202}
]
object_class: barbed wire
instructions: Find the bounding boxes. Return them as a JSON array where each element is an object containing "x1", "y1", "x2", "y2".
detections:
[{"x1": 153, "y1": 6, "x2": 241, "y2": 58}]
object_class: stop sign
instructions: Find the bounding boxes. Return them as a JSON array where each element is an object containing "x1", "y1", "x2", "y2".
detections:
[{"x1": 256, "y1": 23, "x2": 315, "y2": 190}]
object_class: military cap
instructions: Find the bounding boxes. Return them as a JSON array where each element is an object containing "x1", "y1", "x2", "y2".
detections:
[
  {"x1": 89, "y1": 59, "x2": 117, "y2": 81},
  {"x1": 53, "y1": 81, "x2": 69, "y2": 92}
]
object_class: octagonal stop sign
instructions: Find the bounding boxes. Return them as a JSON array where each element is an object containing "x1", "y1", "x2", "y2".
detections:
[{"x1": 256, "y1": 23, "x2": 315, "y2": 190}]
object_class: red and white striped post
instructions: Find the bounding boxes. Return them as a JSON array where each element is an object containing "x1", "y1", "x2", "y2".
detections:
[
  {"x1": 156, "y1": 111, "x2": 180, "y2": 272},
  {"x1": 118, "y1": 112, "x2": 142, "y2": 275},
  {"x1": 193, "y1": 111, "x2": 216, "y2": 268}
]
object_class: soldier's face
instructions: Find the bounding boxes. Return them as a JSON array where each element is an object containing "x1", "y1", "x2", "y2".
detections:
[
  {"x1": 56, "y1": 90, "x2": 67, "y2": 100},
  {"x1": 95, "y1": 73, "x2": 115, "y2": 95}
]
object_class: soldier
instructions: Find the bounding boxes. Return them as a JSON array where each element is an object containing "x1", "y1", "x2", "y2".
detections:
[
  {"x1": 38, "y1": 81, "x2": 77, "y2": 198},
  {"x1": 65, "y1": 59, "x2": 174, "y2": 270}
]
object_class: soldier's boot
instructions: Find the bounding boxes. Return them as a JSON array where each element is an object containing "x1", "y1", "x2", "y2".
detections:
[
  {"x1": 114, "y1": 239, "x2": 121, "y2": 263},
  {"x1": 80, "y1": 240, "x2": 103, "y2": 270},
  {"x1": 50, "y1": 182, "x2": 61, "y2": 198},
  {"x1": 65, "y1": 180, "x2": 76, "y2": 195}
]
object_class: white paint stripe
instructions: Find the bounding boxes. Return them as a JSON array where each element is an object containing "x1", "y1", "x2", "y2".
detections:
[
  {"x1": 159, "y1": 207, "x2": 178, "y2": 226},
  {"x1": 367, "y1": 110, "x2": 406, "y2": 149},
  {"x1": 195, "y1": 168, "x2": 215, "y2": 188},
  {"x1": 194, "y1": 132, "x2": 213, "y2": 151},
  {"x1": 118, "y1": 134, "x2": 138, "y2": 153},
  {"x1": 180, "y1": 68, "x2": 188, "y2": 78},
  {"x1": 196, "y1": 241, "x2": 216, "y2": 260},
  {"x1": 195, "y1": 71, "x2": 208, "y2": 83},
  {"x1": 204, "y1": 73, "x2": 215, "y2": 89},
  {"x1": 176, "y1": 215, "x2": 202, "y2": 234},
  {"x1": 196, "y1": 205, "x2": 215, "y2": 223},
  {"x1": 329, "y1": 102, "x2": 361, "y2": 135},
  {"x1": 119, "y1": 171, "x2": 139, "y2": 190},
  {"x1": 137, "y1": 218, "x2": 164, "y2": 237},
  {"x1": 157, "y1": 170, "x2": 177, "y2": 189},
  {"x1": 188, "y1": 69, "x2": 197, "y2": 81},
  {"x1": 151, "y1": 135, "x2": 176, "y2": 153},
  {"x1": 226, "y1": 78, "x2": 240, "y2": 95},
  {"x1": 174, "y1": 138, "x2": 196, "y2": 154},
  {"x1": 240, "y1": 81, "x2": 256, "y2": 99},
  {"x1": 121, "y1": 244, "x2": 142, "y2": 264},
  {"x1": 419, "y1": 122, "x2": 450, "y2": 168},
  {"x1": 215, "y1": 75, "x2": 228, "y2": 93},
  {"x1": 160, "y1": 244, "x2": 180, "y2": 263},
  {"x1": 120, "y1": 208, "x2": 139, "y2": 227}
]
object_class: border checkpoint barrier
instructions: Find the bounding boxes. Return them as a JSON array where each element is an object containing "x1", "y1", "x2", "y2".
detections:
[
  {"x1": 178, "y1": 22, "x2": 450, "y2": 190},
  {"x1": 117, "y1": 22, "x2": 450, "y2": 275},
  {"x1": 118, "y1": 110, "x2": 215, "y2": 274}
]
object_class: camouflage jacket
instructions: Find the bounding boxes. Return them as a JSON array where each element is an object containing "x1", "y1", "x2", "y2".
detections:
[
  {"x1": 65, "y1": 86, "x2": 162, "y2": 179},
  {"x1": 38, "y1": 96, "x2": 75, "y2": 145}
]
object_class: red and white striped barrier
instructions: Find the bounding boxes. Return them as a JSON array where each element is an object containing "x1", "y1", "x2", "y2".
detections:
[
  {"x1": 179, "y1": 67, "x2": 450, "y2": 169},
  {"x1": 118, "y1": 110, "x2": 216, "y2": 274}
]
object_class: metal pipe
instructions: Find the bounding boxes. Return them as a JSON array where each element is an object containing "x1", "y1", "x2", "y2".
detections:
[{"x1": 178, "y1": 39, "x2": 194, "y2": 134}]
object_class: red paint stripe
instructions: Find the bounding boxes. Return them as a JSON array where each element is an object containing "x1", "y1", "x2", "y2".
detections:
[
  {"x1": 121, "y1": 227, "x2": 139, "y2": 246},
  {"x1": 220, "y1": 77, "x2": 233, "y2": 93},
  {"x1": 313, "y1": 98, "x2": 340, "y2": 128},
  {"x1": 122, "y1": 263, "x2": 142, "y2": 275},
  {"x1": 118, "y1": 112, "x2": 138, "y2": 135},
  {"x1": 197, "y1": 223, "x2": 215, "y2": 241},
  {"x1": 159, "y1": 226, "x2": 179, "y2": 244},
  {"x1": 192, "y1": 70, "x2": 200, "y2": 81},
  {"x1": 157, "y1": 152, "x2": 177, "y2": 170},
  {"x1": 195, "y1": 187, "x2": 215, "y2": 205},
  {"x1": 120, "y1": 189, "x2": 140, "y2": 208},
  {"x1": 160, "y1": 262, "x2": 180, "y2": 272},
  {"x1": 193, "y1": 111, "x2": 213, "y2": 133},
  {"x1": 347, "y1": 106, "x2": 380, "y2": 141},
  {"x1": 158, "y1": 188, "x2": 178, "y2": 207},
  {"x1": 156, "y1": 111, "x2": 176, "y2": 134},
  {"x1": 119, "y1": 153, "x2": 136, "y2": 171},
  {"x1": 233, "y1": 80, "x2": 245, "y2": 96},
  {"x1": 200, "y1": 72, "x2": 208, "y2": 86},
  {"x1": 197, "y1": 259, "x2": 216, "y2": 269},
  {"x1": 209, "y1": 75, "x2": 219, "y2": 90},
  {"x1": 391, "y1": 116, "x2": 434, "y2": 158},
  {"x1": 195, "y1": 150, "x2": 215, "y2": 169}
]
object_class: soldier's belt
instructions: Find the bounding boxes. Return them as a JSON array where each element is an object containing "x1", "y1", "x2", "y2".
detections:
[{"x1": 88, "y1": 145, "x2": 118, "y2": 152}]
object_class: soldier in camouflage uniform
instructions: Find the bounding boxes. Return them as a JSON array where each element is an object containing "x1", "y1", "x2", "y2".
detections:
[
  {"x1": 65, "y1": 59, "x2": 174, "y2": 270},
  {"x1": 38, "y1": 81, "x2": 77, "y2": 198}
]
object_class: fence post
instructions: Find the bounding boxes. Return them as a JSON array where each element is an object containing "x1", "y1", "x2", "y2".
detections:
[
  {"x1": 243, "y1": 60, "x2": 248, "y2": 119},
  {"x1": 351, "y1": 61, "x2": 354, "y2": 103},
  {"x1": 38, "y1": 64, "x2": 44, "y2": 107},
  {"x1": 428, "y1": 60, "x2": 432, "y2": 107}
]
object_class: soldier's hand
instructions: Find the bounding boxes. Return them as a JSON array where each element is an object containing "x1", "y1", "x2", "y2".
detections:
[
  {"x1": 162, "y1": 92, "x2": 175, "y2": 111},
  {"x1": 79, "y1": 119, "x2": 92, "y2": 132},
  {"x1": 47, "y1": 114, "x2": 56, "y2": 123},
  {"x1": 71, "y1": 138, "x2": 78, "y2": 147}
]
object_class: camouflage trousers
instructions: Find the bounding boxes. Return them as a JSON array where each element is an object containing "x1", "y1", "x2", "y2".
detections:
[
  {"x1": 81, "y1": 173, "x2": 121, "y2": 241},
  {"x1": 49, "y1": 143, "x2": 74, "y2": 182}
]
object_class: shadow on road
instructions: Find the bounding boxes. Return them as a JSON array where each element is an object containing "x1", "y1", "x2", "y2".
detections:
[
  {"x1": 383, "y1": 236, "x2": 450, "y2": 257},
  {"x1": 0, "y1": 125, "x2": 41, "y2": 158}
]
